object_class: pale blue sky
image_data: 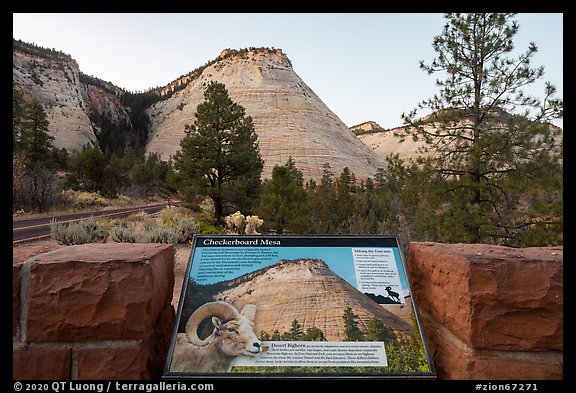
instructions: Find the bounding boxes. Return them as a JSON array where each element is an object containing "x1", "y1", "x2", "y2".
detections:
[
  {"x1": 13, "y1": 13, "x2": 563, "y2": 129},
  {"x1": 190, "y1": 246, "x2": 409, "y2": 293}
]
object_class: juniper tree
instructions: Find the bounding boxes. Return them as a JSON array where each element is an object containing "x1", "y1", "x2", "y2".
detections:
[
  {"x1": 400, "y1": 13, "x2": 563, "y2": 245},
  {"x1": 173, "y1": 81, "x2": 263, "y2": 223}
]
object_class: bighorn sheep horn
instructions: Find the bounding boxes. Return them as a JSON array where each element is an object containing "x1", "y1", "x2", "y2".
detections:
[
  {"x1": 185, "y1": 301, "x2": 241, "y2": 346},
  {"x1": 240, "y1": 304, "x2": 257, "y2": 323}
]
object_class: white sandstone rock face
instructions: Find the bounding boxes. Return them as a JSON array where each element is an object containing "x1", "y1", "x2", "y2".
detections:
[
  {"x1": 146, "y1": 50, "x2": 386, "y2": 181},
  {"x1": 357, "y1": 117, "x2": 563, "y2": 163},
  {"x1": 357, "y1": 126, "x2": 430, "y2": 162},
  {"x1": 13, "y1": 45, "x2": 133, "y2": 154},
  {"x1": 350, "y1": 121, "x2": 384, "y2": 134},
  {"x1": 13, "y1": 50, "x2": 97, "y2": 152},
  {"x1": 12, "y1": 51, "x2": 96, "y2": 151}
]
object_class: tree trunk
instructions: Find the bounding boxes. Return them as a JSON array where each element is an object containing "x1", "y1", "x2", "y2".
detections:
[{"x1": 213, "y1": 196, "x2": 223, "y2": 225}]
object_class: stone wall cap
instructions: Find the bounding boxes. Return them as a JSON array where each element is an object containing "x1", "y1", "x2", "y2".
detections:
[
  {"x1": 411, "y1": 242, "x2": 563, "y2": 264},
  {"x1": 13, "y1": 243, "x2": 65, "y2": 266},
  {"x1": 28, "y1": 243, "x2": 173, "y2": 265}
]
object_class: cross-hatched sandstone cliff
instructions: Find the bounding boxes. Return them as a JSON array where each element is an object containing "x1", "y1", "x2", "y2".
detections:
[
  {"x1": 13, "y1": 42, "x2": 387, "y2": 180},
  {"x1": 146, "y1": 49, "x2": 386, "y2": 180}
]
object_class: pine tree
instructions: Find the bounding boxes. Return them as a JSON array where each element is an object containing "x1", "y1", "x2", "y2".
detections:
[
  {"x1": 365, "y1": 317, "x2": 397, "y2": 343},
  {"x1": 342, "y1": 307, "x2": 364, "y2": 341},
  {"x1": 271, "y1": 330, "x2": 282, "y2": 340},
  {"x1": 305, "y1": 163, "x2": 337, "y2": 233},
  {"x1": 288, "y1": 319, "x2": 303, "y2": 340},
  {"x1": 18, "y1": 99, "x2": 54, "y2": 167},
  {"x1": 12, "y1": 98, "x2": 58, "y2": 212},
  {"x1": 334, "y1": 167, "x2": 355, "y2": 232},
  {"x1": 400, "y1": 13, "x2": 563, "y2": 245},
  {"x1": 13, "y1": 85, "x2": 25, "y2": 151},
  {"x1": 257, "y1": 157, "x2": 307, "y2": 234},
  {"x1": 173, "y1": 82, "x2": 263, "y2": 224},
  {"x1": 301, "y1": 326, "x2": 326, "y2": 341}
]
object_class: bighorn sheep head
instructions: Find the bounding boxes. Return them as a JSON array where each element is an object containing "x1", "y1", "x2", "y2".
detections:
[{"x1": 185, "y1": 301, "x2": 262, "y2": 357}]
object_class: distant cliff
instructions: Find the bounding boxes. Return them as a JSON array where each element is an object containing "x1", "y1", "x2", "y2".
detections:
[
  {"x1": 355, "y1": 109, "x2": 563, "y2": 162},
  {"x1": 13, "y1": 39, "x2": 138, "y2": 155},
  {"x1": 350, "y1": 121, "x2": 386, "y2": 135},
  {"x1": 145, "y1": 48, "x2": 386, "y2": 180},
  {"x1": 13, "y1": 40, "x2": 386, "y2": 180}
]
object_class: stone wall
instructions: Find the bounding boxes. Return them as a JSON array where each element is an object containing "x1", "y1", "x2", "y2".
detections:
[
  {"x1": 12, "y1": 240, "x2": 562, "y2": 380},
  {"x1": 407, "y1": 242, "x2": 563, "y2": 380},
  {"x1": 13, "y1": 243, "x2": 175, "y2": 380}
]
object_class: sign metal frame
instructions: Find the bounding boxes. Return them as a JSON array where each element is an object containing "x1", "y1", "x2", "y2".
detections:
[{"x1": 163, "y1": 235, "x2": 436, "y2": 379}]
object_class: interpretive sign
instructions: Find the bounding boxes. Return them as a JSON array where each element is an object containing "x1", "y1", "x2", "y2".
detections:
[{"x1": 164, "y1": 235, "x2": 435, "y2": 378}]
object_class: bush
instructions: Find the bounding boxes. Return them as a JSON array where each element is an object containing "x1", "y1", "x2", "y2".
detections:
[
  {"x1": 50, "y1": 217, "x2": 108, "y2": 245},
  {"x1": 225, "y1": 211, "x2": 245, "y2": 234},
  {"x1": 140, "y1": 227, "x2": 179, "y2": 244},
  {"x1": 198, "y1": 220, "x2": 226, "y2": 234},
  {"x1": 62, "y1": 190, "x2": 108, "y2": 209},
  {"x1": 13, "y1": 209, "x2": 27, "y2": 218},
  {"x1": 170, "y1": 215, "x2": 200, "y2": 243},
  {"x1": 137, "y1": 214, "x2": 159, "y2": 232},
  {"x1": 159, "y1": 206, "x2": 178, "y2": 227},
  {"x1": 109, "y1": 225, "x2": 137, "y2": 243}
]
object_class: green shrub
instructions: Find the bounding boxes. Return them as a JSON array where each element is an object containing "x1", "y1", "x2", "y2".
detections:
[
  {"x1": 198, "y1": 220, "x2": 226, "y2": 234},
  {"x1": 109, "y1": 225, "x2": 137, "y2": 243},
  {"x1": 171, "y1": 215, "x2": 200, "y2": 243},
  {"x1": 142, "y1": 215, "x2": 158, "y2": 231},
  {"x1": 140, "y1": 227, "x2": 179, "y2": 244},
  {"x1": 50, "y1": 217, "x2": 108, "y2": 245}
]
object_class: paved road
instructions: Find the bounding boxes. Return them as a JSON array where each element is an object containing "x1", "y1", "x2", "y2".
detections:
[{"x1": 13, "y1": 202, "x2": 181, "y2": 242}]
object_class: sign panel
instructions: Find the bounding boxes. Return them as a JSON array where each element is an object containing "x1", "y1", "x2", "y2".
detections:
[{"x1": 164, "y1": 235, "x2": 435, "y2": 378}]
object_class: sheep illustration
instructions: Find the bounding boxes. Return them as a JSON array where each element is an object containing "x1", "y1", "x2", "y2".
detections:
[
  {"x1": 385, "y1": 286, "x2": 401, "y2": 303},
  {"x1": 170, "y1": 301, "x2": 266, "y2": 372}
]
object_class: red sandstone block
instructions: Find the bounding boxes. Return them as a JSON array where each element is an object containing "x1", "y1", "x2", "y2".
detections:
[
  {"x1": 13, "y1": 243, "x2": 64, "y2": 338},
  {"x1": 26, "y1": 243, "x2": 174, "y2": 342},
  {"x1": 76, "y1": 305, "x2": 175, "y2": 380},
  {"x1": 13, "y1": 243, "x2": 65, "y2": 265},
  {"x1": 13, "y1": 346, "x2": 71, "y2": 380},
  {"x1": 76, "y1": 345, "x2": 149, "y2": 380},
  {"x1": 425, "y1": 320, "x2": 562, "y2": 380},
  {"x1": 408, "y1": 242, "x2": 563, "y2": 352}
]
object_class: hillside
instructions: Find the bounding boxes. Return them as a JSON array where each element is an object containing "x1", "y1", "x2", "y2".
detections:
[
  {"x1": 13, "y1": 40, "x2": 386, "y2": 181},
  {"x1": 355, "y1": 109, "x2": 563, "y2": 162},
  {"x1": 356, "y1": 126, "x2": 429, "y2": 162},
  {"x1": 145, "y1": 48, "x2": 386, "y2": 180},
  {"x1": 12, "y1": 39, "x2": 139, "y2": 154}
]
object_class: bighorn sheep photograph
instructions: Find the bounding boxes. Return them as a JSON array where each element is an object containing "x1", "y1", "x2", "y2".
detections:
[{"x1": 170, "y1": 301, "x2": 264, "y2": 372}]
